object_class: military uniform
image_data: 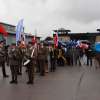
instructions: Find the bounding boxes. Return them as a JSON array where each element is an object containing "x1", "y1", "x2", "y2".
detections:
[
  {"x1": 38, "y1": 44, "x2": 46, "y2": 76},
  {"x1": 25, "y1": 43, "x2": 36, "y2": 84},
  {"x1": 44, "y1": 46, "x2": 49, "y2": 73},
  {"x1": 17, "y1": 41, "x2": 25, "y2": 75},
  {"x1": 50, "y1": 48, "x2": 56, "y2": 72},
  {"x1": 8, "y1": 44, "x2": 19, "y2": 84},
  {"x1": 17, "y1": 46, "x2": 24, "y2": 75},
  {"x1": 0, "y1": 41, "x2": 9, "y2": 78}
]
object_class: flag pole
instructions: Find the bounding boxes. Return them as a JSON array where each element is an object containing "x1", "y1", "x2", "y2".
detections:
[{"x1": 34, "y1": 29, "x2": 38, "y2": 69}]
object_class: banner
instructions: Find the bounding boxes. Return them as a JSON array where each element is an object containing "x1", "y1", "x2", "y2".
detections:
[
  {"x1": 16, "y1": 19, "x2": 24, "y2": 45},
  {"x1": 54, "y1": 32, "x2": 58, "y2": 48}
]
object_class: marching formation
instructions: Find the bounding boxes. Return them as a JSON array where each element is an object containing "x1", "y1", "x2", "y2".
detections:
[{"x1": 0, "y1": 40, "x2": 58, "y2": 85}]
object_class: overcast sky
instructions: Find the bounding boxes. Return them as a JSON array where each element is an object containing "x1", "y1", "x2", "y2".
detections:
[{"x1": 0, "y1": 0, "x2": 100, "y2": 38}]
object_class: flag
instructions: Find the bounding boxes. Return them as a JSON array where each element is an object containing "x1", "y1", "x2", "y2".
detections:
[
  {"x1": 0, "y1": 24, "x2": 8, "y2": 37},
  {"x1": 16, "y1": 19, "x2": 24, "y2": 45},
  {"x1": 54, "y1": 32, "x2": 58, "y2": 48}
]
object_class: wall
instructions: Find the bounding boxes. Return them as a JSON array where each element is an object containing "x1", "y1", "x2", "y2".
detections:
[{"x1": 96, "y1": 36, "x2": 100, "y2": 42}]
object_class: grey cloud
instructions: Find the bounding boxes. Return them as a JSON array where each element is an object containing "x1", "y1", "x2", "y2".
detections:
[
  {"x1": 1, "y1": 0, "x2": 100, "y2": 37},
  {"x1": 67, "y1": 0, "x2": 100, "y2": 23}
]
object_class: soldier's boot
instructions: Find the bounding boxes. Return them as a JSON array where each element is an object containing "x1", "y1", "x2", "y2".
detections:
[
  {"x1": 14, "y1": 77, "x2": 18, "y2": 84},
  {"x1": 14, "y1": 69, "x2": 18, "y2": 84},
  {"x1": 27, "y1": 72, "x2": 34, "y2": 84},
  {"x1": 10, "y1": 76, "x2": 15, "y2": 84}
]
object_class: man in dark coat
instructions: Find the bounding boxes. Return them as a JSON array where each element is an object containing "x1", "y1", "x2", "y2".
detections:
[
  {"x1": 0, "y1": 41, "x2": 9, "y2": 78},
  {"x1": 8, "y1": 43, "x2": 19, "y2": 84},
  {"x1": 86, "y1": 48, "x2": 93, "y2": 66}
]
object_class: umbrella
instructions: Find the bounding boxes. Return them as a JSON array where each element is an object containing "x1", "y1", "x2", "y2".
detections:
[
  {"x1": 79, "y1": 40, "x2": 91, "y2": 45},
  {"x1": 79, "y1": 43, "x2": 89, "y2": 49}
]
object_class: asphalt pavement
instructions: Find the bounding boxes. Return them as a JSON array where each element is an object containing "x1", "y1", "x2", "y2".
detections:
[{"x1": 0, "y1": 65, "x2": 100, "y2": 100}]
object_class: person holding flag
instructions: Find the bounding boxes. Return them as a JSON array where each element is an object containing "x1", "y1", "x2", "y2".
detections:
[{"x1": 16, "y1": 19, "x2": 25, "y2": 75}]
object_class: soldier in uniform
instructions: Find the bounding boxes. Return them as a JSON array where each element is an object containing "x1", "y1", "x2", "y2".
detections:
[
  {"x1": 17, "y1": 41, "x2": 23, "y2": 75},
  {"x1": 0, "y1": 41, "x2": 9, "y2": 78},
  {"x1": 24, "y1": 42, "x2": 36, "y2": 84},
  {"x1": 50, "y1": 47, "x2": 56, "y2": 72},
  {"x1": 38, "y1": 42, "x2": 46, "y2": 76},
  {"x1": 8, "y1": 43, "x2": 19, "y2": 84},
  {"x1": 44, "y1": 45, "x2": 49, "y2": 73}
]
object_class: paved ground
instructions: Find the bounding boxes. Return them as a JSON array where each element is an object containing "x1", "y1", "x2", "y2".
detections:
[{"x1": 0, "y1": 65, "x2": 100, "y2": 100}]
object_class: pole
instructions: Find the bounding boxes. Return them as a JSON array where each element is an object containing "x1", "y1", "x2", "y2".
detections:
[{"x1": 34, "y1": 29, "x2": 38, "y2": 72}]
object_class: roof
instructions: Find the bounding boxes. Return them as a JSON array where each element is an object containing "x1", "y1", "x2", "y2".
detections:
[
  {"x1": 54, "y1": 28, "x2": 71, "y2": 33},
  {"x1": 0, "y1": 22, "x2": 41, "y2": 38},
  {"x1": 53, "y1": 32, "x2": 100, "y2": 36},
  {"x1": 0, "y1": 22, "x2": 16, "y2": 27}
]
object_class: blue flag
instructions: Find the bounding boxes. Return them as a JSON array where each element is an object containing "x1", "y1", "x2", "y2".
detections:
[{"x1": 16, "y1": 19, "x2": 24, "y2": 45}]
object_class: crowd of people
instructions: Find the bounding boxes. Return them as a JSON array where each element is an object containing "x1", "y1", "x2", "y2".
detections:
[
  {"x1": 0, "y1": 40, "x2": 58, "y2": 85},
  {"x1": 0, "y1": 40, "x2": 99, "y2": 85}
]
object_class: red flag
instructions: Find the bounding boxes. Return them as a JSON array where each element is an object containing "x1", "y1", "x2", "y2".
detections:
[
  {"x1": 54, "y1": 33, "x2": 58, "y2": 48},
  {"x1": 32, "y1": 36, "x2": 37, "y2": 45},
  {"x1": 0, "y1": 24, "x2": 8, "y2": 37}
]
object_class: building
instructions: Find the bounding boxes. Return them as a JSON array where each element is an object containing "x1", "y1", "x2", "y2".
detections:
[
  {"x1": 54, "y1": 28, "x2": 71, "y2": 42},
  {"x1": 53, "y1": 28, "x2": 100, "y2": 43},
  {"x1": 0, "y1": 22, "x2": 41, "y2": 45}
]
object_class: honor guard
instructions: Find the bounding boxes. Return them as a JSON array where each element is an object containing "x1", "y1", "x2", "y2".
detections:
[
  {"x1": 0, "y1": 41, "x2": 9, "y2": 78},
  {"x1": 24, "y1": 42, "x2": 36, "y2": 84},
  {"x1": 38, "y1": 42, "x2": 46, "y2": 76},
  {"x1": 17, "y1": 41, "x2": 23, "y2": 75},
  {"x1": 8, "y1": 43, "x2": 19, "y2": 84}
]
